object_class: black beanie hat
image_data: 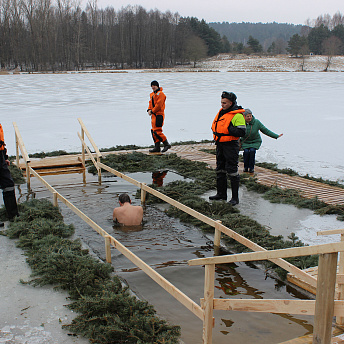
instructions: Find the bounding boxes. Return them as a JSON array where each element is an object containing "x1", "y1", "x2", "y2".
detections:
[{"x1": 151, "y1": 80, "x2": 159, "y2": 87}]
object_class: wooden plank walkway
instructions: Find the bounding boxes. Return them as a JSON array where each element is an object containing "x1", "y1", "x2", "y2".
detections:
[{"x1": 16, "y1": 142, "x2": 344, "y2": 206}]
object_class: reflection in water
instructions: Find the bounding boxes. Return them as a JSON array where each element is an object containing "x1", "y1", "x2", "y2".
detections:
[
  {"x1": 215, "y1": 264, "x2": 313, "y2": 336},
  {"x1": 216, "y1": 264, "x2": 264, "y2": 298},
  {"x1": 152, "y1": 170, "x2": 168, "y2": 187}
]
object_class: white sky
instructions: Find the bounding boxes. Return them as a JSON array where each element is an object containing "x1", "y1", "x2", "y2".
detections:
[{"x1": 91, "y1": 0, "x2": 343, "y2": 25}]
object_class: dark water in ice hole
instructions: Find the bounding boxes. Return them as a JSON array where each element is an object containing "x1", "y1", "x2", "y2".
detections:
[{"x1": 14, "y1": 170, "x2": 315, "y2": 344}]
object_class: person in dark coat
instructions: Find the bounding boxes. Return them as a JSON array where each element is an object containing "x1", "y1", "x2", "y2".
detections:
[{"x1": 0, "y1": 123, "x2": 19, "y2": 226}]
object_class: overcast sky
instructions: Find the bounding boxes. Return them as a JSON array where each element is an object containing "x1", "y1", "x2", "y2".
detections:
[{"x1": 92, "y1": 0, "x2": 342, "y2": 25}]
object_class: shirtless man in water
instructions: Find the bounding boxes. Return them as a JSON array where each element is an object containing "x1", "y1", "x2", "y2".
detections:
[{"x1": 113, "y1": 193, "x2": 143, "y2": 226}]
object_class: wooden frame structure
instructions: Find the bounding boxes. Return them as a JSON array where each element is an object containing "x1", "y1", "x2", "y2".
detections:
[
  {"x1": 12, "y1": 120, "x2": 344, "y2": 344},
  {"x1": 189, "y1": 244, "x2": 344, "y2": 344}
]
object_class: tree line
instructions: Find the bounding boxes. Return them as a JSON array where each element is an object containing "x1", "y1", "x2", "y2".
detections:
[
  {"x1": 0, "y1": 0, "x2": 225, "y2": 71},
  {"x1": 210, "y1": 21, "x2": 302, "y2": 52},
  {"x1": 287, "y1": 12, "x2": 344, "y2": 57},
  {"x1": 1, "y1": 1, "x2": 343, "y2": 72}
]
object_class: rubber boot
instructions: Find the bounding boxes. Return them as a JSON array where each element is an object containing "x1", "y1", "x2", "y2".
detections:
[
  {"x1": 209, "y1": 173, "x2": 227, "y2": 201},
  {"x1": 3, "y1": 190, "x2": 19, "y2": 220},
  {"x1": 161, "y1": 140, "x2": 171, "y2": 153},
  {"x1": 149, "y1": 142, "x2": 161, "y2": 153},
  {"x1": 228, "y1": 175, "x2": 240, "y2": 206}
]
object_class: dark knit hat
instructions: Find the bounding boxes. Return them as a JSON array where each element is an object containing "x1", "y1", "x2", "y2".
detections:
[
  {"x1": 151, "y1": 80, "x2": 159, "y2": 87},
  {"x1": 221, "y1": 91, "x2": 237, "y2": 102}
]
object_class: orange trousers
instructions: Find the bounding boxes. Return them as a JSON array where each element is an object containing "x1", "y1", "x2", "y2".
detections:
[{"x1": 151, "y1": 114, "x2": 167, "y2": 143}]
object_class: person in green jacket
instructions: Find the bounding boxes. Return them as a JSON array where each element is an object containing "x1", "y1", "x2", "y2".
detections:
[{"x1": 240, "y1": 109, "x2": 283, "y2": 173}]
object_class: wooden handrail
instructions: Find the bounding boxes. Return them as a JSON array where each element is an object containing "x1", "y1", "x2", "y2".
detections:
[
  {"x1": 202, "y1": 299, "x2": 344, "y2": 317},
  {"x1": 78, "y1": 132, "x2": 99, "y2": 169},
  {"x1": 13, "y1": 122, "x2": 30, "y2": 163},
  {"x1": 188, "y1": 241, "x2": 344, "y2": 266},
  {"x1": 318, "y1": 229, "x2": 344, "y2": 236},
  {"x1": 77, "y1": 118, "x2": 102, "y2": 159},
  {"x1": 13, "y1": 122, "x2": 31, "y2": 188}
]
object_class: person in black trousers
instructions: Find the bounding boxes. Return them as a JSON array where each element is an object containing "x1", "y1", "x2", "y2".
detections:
[{"x1": 0, "y1": 123, "x2": 19, "y2": 226}]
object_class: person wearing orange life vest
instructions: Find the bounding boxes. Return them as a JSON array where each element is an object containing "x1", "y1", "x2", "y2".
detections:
[
  {"x1": 0, "y1": 123, "x2": 19, "y2": 226},
  {"x1": 209, "y1": 92, "x2": 246, "y2": 205},
  {"x1": 147, "y1": 80, "x2": 171, "y2": 153}
]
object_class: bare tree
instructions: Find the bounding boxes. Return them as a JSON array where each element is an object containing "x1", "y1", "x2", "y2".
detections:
[
  {"x1": 322, "y1": 36, "x2": 342, "y2": 71},
  {"x1": 185, "y1": 35, "x2": 207, "y2": 67}
]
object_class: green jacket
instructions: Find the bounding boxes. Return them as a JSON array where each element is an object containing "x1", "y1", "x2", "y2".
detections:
[{"x1": 240, "y1": 115, "x2": 279, "y2": 150}]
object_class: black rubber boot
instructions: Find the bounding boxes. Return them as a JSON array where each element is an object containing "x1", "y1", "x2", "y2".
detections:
[
  {"x1": 209, "y1": 173, "x2": 227, "y2": 201},
  {"x1": 161, "y1": 140, "x2": 171, "y2": 153},
  {"x1": 3, "y1": 190, "x2": 19, "y2": 220},
  {"x1": 228, "y1": 175, "x2": 240, "y2": 206},
  {"x1": 149, "y1": 142, "x2": 161, "y2": 153}
]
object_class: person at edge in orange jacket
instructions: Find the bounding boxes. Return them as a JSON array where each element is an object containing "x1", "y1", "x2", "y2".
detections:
[
  {"x1": 209, "y1": 92, "x2": 246, "y2": 206},
  {"x1": 0, "y1": 123, "x2": 19, "y2": 227},
  {"x1": 147, "y1": 80, "x2": 171, "y2": 153}
]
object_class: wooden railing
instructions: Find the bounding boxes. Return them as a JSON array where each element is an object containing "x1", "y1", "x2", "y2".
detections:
[
  {"x1": 77, "y1": 117, "x2": 102, "y2": 183},
  {"x1": 28, "y1": 166, "x2": 203, "y2": 321},
  {"x1": 188, "y1": 243, "x2": 344, "y2": 344},
  {"x1": 13, "y1": 120, "x2": 344, "y2": 344},
  {"x1": 13, "y1": 122, "x2": 31, "y2": 189},
  {"x1": 318, "y1": 228, "x2": 344, "y2": 326}
]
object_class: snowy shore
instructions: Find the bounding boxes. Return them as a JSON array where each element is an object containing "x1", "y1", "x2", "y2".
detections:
[
  {"x1": 192, "y1": 54, "x2": 344, "y2": 72},
  {"x1": 2, "y1": 54, "x2": 344, "y2": 74}
]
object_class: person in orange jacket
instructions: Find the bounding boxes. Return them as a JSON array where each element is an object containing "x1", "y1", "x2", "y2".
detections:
[
  {"x1": 147, "y1": 80, "x2": 171, "y2": 153},
  {"x1": 0, "y1": 123, "x2": 19, "y2": 226},
  {"x1": 209, "y1": 92, "x2": 246, "y2": 205}
]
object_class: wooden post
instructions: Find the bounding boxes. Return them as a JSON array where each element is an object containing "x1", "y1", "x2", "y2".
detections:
[
  {"x1": 141, "y1": 183, "x2": 147, "y2": 204},
  {"x1": 105, "y1": 236, "x2": 111, "y2": 263},
  {"x1": 53, "y1": 192, "x2": 58, "y2": 207},
  {"x1": 337, "y1": 233, "x2": 344, "y2": 325},
  {"x1": 203, "y1": 264, "x2": 215, "y2": 344},
  {"x1": 15, "y1": 136, "x2": 19, "y2": 168},
  {"x1": 97, "y1": 157, "x2": 102, "y2": 185},
  {"x1": 26, "y1": 164, "x2": 30, "y2": 190},
  {"x1": 81, "y1": 127, "x2": 85, "y2": 167},
  {"x1": 313, "y1": 252, "x2": 338, "y2": 344},
  {"x1": 214, "y1": 220, "x2": 222, "y2": 256}
]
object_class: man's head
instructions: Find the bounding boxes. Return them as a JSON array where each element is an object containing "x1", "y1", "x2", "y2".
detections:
[
  {"x1": 119, "y1": 193, "x2": 131, "y2": 205},
  {"x1": 244, "y1": 108, "x2": 253, "y2": 123},
  {"x1": 151, "y1": 80, "x2": 159, "y2": 92},
  {"x1": 221, "y1": 91, "x2": 236, "y2": 110}
]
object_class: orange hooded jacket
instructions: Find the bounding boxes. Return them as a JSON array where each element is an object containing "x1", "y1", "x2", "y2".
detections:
[{"x1": 148, "y1": 87, "x2": 166, "y2": 117}]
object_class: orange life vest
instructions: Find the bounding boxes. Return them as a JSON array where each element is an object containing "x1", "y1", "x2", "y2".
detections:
[
  {"x1": 0, "y1": 124, "x2": 5, "y2": 151},
  {"x1": 212, "y1": 109, "x2": 245, "y2": 143}
]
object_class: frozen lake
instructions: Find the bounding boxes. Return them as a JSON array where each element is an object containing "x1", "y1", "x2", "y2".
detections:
[{"x1": 1, "y1": 71, "x2": 344, "y2": 182}]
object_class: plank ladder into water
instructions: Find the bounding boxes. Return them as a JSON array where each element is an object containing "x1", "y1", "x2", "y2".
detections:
[{"x1": 16, "y1": 154, "x2": 85, "y2": 175}]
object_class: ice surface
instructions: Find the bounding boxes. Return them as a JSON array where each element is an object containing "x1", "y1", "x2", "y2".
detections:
[{"x1": 1, "y1": 71, "x2": 343, "y2": 181}]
